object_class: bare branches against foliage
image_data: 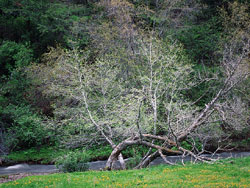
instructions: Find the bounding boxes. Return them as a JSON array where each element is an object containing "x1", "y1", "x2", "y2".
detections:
[
  {"x1": 105, "y1": 22, "x2": 249, "y2": 169},
  {"x1": 27, "y1": 2, "x2": 249, "y2": 170}
]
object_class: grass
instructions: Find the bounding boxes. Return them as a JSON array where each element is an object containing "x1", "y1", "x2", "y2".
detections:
[
  {"x1": 5, "y1": 146, "x2": 112, "y2": 165},
  {"x1": 1, "y1": 157, "x2": 249, "y2": 187},
  {"x1": 5, "y1": 147, "x2": 67, "y2": 164},
  {"x1": 4, "y1": 144, "x2": 149, "y2": 165}
]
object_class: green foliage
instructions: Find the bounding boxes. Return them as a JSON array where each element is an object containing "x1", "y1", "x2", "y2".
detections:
[
  {"x1": 240, "y1": 138, "x2": 250, "y2": 148},
  {"x1": 85, "y1": 145, "x2": 113, "y2": 160},
  {"x1": 122, "y1": 145, "x2": 151, "y2": 159},
  {"x1": 0, "y1": 72, "x2": 28, "y2": 106},
  {"x1": 174, "y1": 17, "x2": 222, "y2": 64},
  {"x1": 0, "y1": 0, "x2": 94, "y2": 154},
  {"x1": 0, "y1": 63, "x2": 58, "y2": 151},
  {"x1": 184, "y1": 64, "x2": 222, "y2": 106},
  {"x1": 197, "y1": 0, "x2": 249, "y2": 21},
  {"x1": 180, "y1": 139, "x2": 202, "y2": 152},
  {"x1": 0, "y1": 41, "x2": 33, "y2": 76},
  {"x1": 0, "y1": 0, "x2": 92, "y2": 58},
  {"x1": 5, "y1": 144, "x2": 154, "y2": 165},
  {"x1": 126, "y1": 154, "x2": 142, "y2": 169},
  {"x1": 0, "y1": 104, "x2": 51, "y2": 150},
  {"x1": 71, "y1": 0, "x2": 90, "y2": 5},
  {"x1": 6, "y1": 147, "x2": 67, "y2": 164},
  {"x1": 199, "y1": 0, "x2": 249, "y2": 9},
  {"x1": 56, "y1": 150, "x2": 90, "y2": 173}
]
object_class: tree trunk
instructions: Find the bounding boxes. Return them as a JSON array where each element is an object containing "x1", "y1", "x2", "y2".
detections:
[{"x1": 105, "y1": 138, "x2": 181, "y2": 170}]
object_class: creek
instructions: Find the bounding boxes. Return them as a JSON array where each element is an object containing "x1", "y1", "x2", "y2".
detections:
[{"x1": 0, "y1": 151, "x2": 249, "y2": 175}]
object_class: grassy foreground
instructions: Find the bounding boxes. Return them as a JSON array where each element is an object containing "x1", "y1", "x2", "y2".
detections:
[{"x1": 1, "y1": 157, "x2": 250, "y2": 188}]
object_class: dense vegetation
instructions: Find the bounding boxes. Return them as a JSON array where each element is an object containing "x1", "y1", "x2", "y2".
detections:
[{"x1": 0, "y1": 0, "x2": 249, "y2": 169}]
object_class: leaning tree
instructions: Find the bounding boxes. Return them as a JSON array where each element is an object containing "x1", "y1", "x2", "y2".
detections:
[
  {"x1": 27, "y1": 2, "x2": 249, "y2": 169},
  {"x1": 28, "y1": 28, "x2": 249, "y2": 169}
]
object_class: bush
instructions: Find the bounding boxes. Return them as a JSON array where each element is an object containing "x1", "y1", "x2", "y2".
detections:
[
  {"x1": 56, "y1": 150, "x2": 90, "y2": 172},
  {"x1": 0, "y1": 104, "x2": 52, "y2": 151},
  {"x1": 126, "y1": 154, "x2": 142, "y2": 169},
  {"x1": 123, "y1": 146, "x2": 150, "y2": 169},
  {"x1": 0, "y1": 41, "x2": 33, "y2": 76}
]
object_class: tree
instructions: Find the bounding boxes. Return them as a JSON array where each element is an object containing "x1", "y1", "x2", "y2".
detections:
[
  {"x1": 26, "y1": 2, "x2": 249, "y2": 170},
  {"x1": 105, "y1": 3, "x2": 250, "y2": 168}
]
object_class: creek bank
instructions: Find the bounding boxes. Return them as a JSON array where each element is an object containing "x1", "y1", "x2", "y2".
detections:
[{"x1": 0, "y1": 151, "x2": 249, "y2": 176}]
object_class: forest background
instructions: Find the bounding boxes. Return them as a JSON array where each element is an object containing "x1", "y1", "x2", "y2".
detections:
[{"x1": 0, "y1": 0, "x2": 249, "y2": 171}]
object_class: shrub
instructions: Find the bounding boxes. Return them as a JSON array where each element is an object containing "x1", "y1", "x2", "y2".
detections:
[
  {"x1": 0, "y1": 41, "x2": 33, "y2": 76},
  {"x1": 126, "y1": 154, "x2": 142, "y2": 169},
  {"x1": 56, "y1": 150, "x2": 90, "y2": 172},
  {"x1": 0, "y1": 104, "x2": 51, "y2": 151}
]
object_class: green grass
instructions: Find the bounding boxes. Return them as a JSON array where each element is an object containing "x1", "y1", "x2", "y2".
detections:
[
  {"x1": 5, "y1": 146, "x2": 111, "y2": 165},
  {"x1": 5, "y1": 144, "x2": 149, "y2": 165},
  {"x1": 5, "y1": 147, "x2": 68, "y2": 164},
  {"x1": 1, "y1": 157, "x2": 249, "y2": 188}
]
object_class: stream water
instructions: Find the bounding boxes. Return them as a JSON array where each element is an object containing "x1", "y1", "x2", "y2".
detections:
[{"x1": 0, "y1": 151, "x2": 249, "y2": 175}]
